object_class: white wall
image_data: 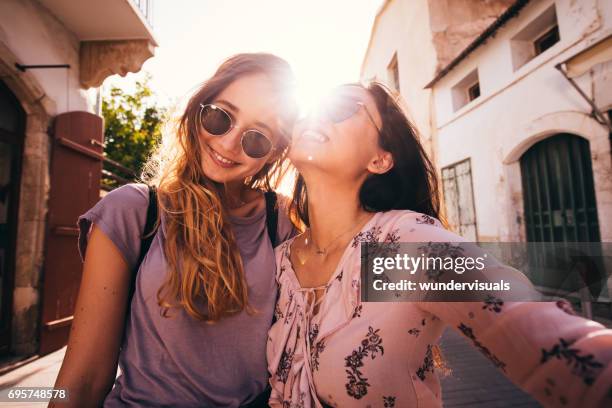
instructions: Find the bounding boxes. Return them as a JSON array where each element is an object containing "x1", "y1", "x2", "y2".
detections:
[
  {"x1": 361, "y1": 0, "x2": 439, "y2": 156},
  {"x1": 432, "y1": 0, "x2": 612, "y2": 241},
  {"x1": 0, "y1": 0, "x2": 98, "y2": 115}
]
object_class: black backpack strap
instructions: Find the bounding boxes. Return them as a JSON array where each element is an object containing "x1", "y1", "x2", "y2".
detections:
[
  {"x1": 264, "y1": 191, "x2": 278, "y2": 247},
  {"x1": 264, "y1": 191, "x2": 281, "y2": 327},
  {"x1": 128, "y1": 186, "x2": 158, "y2": 306},
  {"x1": 138, "y1": 186, "x2": 158, "y2": 265}
]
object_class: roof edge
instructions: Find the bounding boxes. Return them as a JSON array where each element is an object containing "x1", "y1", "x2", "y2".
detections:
[{"x1": 424, "y1": 0, "x2": 530, "y2": 89}]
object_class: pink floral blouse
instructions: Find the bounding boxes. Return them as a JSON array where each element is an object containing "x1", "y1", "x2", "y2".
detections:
[{"x1": 267, "y1": 210, "x2": 612, "y2": 408}]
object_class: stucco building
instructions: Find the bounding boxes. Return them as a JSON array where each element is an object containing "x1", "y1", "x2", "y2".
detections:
[
  {"x1": 361, "y1": 0, "x2": 611, "y2": 243},
  {"x1": 0, "y1": 0, "x2": 157, "y2": 366}
]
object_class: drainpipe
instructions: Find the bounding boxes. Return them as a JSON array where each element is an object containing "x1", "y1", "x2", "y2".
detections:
[{"x1": 555, "y1": 63, "x2": 612, "y2": 162}]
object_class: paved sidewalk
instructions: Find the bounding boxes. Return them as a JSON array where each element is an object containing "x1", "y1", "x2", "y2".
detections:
[
  {"x1": 439, "y1": 329, "x2": 541, "y2": 407},
  {"x1": 0, "y1": 333, "x2": 543, "y2": 407},
  {"x1": 0, "y1": 347, "x2": 65, "y2": 407}
]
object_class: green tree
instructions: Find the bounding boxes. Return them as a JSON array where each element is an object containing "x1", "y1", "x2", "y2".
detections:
[{"x1": 102, "y1": 74, "x2": 165, "y2": 189}]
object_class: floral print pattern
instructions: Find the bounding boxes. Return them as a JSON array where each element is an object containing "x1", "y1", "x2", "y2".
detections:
[
  {"x1": 383, "y1": 395, "x2": 396, "y2": 407},
  {"x1": 483, "y1": 294, "x2": 504, "y2": 313},
  {"x1": 408, "y1": 328, "x2": 420, "y2": 337},
  {"x1": 351, "y1": 304, "x2": 362, "y2": 319},
  {"x1": 267, "y1": 210, "x2": 612, "y2": 408},
  {"x1": 351, "y1": 226, "x2": 383, "y2": 248},
  {"x1": 540, "y1": 338, "x2": 604, "y2": 385},
  {"x1": 344, "y1": 327, "x2": 384, "y2": 399},
  {"x1": 458, "y1": 323, "x2": 507, "y2": 372},
  {"x1": 311, "y1": 340, "x2": 326, "y2": 371},
  {"x1": 415, "y1": 214, "x2": 436, "y2": 225},
  {"x1": 417, "y1": 242, "x2": 465, "y2": 282},
  {"x1": 416, "y1": 344, "x2": 435, "y2": 381},
  {"x1": 277, "y1": 347, "x2": 295, "y2": 384}
]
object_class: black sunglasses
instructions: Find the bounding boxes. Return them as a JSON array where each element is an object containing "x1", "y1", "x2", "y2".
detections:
[
  {"x1": 311, "y1": 93, "x2": 381, "y2": 133},
  {"x1": 198, "y1": 103, "x2": 275, "y2": 159}
]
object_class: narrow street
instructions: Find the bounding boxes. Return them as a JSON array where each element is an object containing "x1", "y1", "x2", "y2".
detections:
[{"x1": 0, "y1": 329, "x2": 545, "y2": 407}]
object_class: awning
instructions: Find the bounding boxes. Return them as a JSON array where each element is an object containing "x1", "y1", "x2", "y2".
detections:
[{"x1": 564, "y1": 34, "x2": 612, "y2": 78}]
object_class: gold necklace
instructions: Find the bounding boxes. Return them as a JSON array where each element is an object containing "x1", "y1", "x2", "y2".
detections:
[{"x1": 295, "y1": 214, "x2": 371, "y2": 266}]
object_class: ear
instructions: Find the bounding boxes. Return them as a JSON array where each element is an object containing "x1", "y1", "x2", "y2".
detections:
[{"x1": 367, "y1": 150, "x2": 394, "y2": 175}]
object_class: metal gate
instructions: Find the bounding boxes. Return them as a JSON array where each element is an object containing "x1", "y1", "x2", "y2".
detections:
[
  {"x1": 39, "y1": 111, "x2": 103, "y2": 355},
  {"x1": 520, "y1": 134, "x2": 604, "y2": 316},
  {"x1": 520, "y1": 133, "x2": 600, "y2": 243}
]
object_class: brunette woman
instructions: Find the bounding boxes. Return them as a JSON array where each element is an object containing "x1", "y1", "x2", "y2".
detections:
[{"x1": 267, "y1": 83, "x2": 612, "y2": 407}]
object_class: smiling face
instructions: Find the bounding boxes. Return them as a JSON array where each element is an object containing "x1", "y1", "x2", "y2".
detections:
[
  {"x1": 289, "y1": 85, "x2": 392, "y2": 183},
  {"x1": 198, "y1": 73, "x2": 285, "y2": 185}
]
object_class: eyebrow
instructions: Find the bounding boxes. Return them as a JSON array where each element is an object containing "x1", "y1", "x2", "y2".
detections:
[{"x1": 216, "y1": 99, "x2": 274, "y2": 134}]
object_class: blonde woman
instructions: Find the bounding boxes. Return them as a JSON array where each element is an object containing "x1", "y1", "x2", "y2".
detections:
[
  {"x1": 267, "y1": 83, "x2": 612, "y2": 407},
  {"x1": 52, "y1": 53, "x2": 298, "y2": 407}
]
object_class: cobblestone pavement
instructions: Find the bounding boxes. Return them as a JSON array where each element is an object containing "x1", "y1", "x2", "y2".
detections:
[{"x1": 439, "y1": 328, "x2": 541, "y2": 407}]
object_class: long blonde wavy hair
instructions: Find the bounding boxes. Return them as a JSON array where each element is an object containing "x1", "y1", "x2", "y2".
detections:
[{"x1": 142, "y1": 53, "x2": 297, "y2": 322}]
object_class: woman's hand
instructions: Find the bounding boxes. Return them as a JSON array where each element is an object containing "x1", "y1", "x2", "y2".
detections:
[{"x1": 49, "y1": 225, "x2": 131, "y2": 407}]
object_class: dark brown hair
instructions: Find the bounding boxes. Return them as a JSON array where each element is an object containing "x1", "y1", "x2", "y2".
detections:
[{"x1": 290, "y1": 82, "x2": 443, "y2": 228}]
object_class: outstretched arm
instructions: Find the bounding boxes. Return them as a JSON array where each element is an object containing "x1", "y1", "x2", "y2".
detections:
[
  {"x1": 419, "y1": 300, "x2": 611, "y2": 407},
  {"x1": 389, "y1": 213, "x2": 612, "y2": 407}
]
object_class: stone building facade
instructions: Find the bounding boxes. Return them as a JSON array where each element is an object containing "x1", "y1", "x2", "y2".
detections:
[
  {"x1": 361, "y1": 0, "x2": 516, "y2": 158},
  {"x1": 0, "y1": 0, "x2": 156, "y2": 362},
  {"x1": 361, "y1": 0, "x2": 611, "y2": 243},
  {"x1": 361, "y1": 0, "x2": 612, "y2": 316}
]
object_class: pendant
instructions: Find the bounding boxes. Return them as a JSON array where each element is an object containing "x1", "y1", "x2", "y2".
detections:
[{"x1": 295, "y1": 249, "x2": 308, "y2": 266}]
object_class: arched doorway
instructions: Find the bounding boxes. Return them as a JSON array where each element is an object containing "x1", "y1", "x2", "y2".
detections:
[
  {"x1": 520, "y1": 133, "x2": 600, "y2": 243},
  {"x1": 520, "y1": 134, "x2": 604, "y2": 317},
  {"x1": 0, "y1": 80, "x2": 25, "y2": 354}
]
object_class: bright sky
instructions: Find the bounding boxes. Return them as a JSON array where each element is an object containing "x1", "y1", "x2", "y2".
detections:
[{"x1": 107, "y1": 0, "x2": 383, "y2": 112}]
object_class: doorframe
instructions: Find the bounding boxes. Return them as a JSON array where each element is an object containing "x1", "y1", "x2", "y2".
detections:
[
  {"x1": 501, "y1": 111, "x2": 612, "y2": 313},
  {"x1": 503, "y1": 111, "x2": 612, "y2": 243},
  {"x1": 0, "y1": 41, "x2": 55, "y2": 357}
]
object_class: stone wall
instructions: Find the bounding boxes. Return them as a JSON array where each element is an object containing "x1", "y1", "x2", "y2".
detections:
[
  {"x1": 0, "y1": 40, "x2": 53, "y2": 355},
  {"x1": 0, "y1": 0, "x2": 153, "y2": 357},
  {"x1": 428, "y1": 0, "x2": 517, "y2": 72}
]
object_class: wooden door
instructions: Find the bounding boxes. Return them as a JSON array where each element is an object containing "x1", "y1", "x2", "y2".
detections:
[{"x1": 39, "y1": 111, "x2": 103, "y2": 355}]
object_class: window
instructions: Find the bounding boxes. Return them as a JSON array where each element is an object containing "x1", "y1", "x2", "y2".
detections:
[
  {"x1": 534, "y1": 25, "x2": 560, "y2": 56},
  {"x1": 511, "y1": 4, "x2": 560, "y2": 70},
  {"x1": 387, "y1": 53, "x2": 399, "y2": 91},
  {"x1": 442, "y1": 159, "x2": 478, "y2": 241},
  {"x1": 451, "y1": 69, "x2": 480, "y2": 111},
  {"x1": 467, "y1": 81, "x2": 480, "y2": 102}
]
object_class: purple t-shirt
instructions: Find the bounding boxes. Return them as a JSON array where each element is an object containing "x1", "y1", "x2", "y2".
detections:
[{"x1": 77, "y1": 183, "x2": 294, "y2": 407}]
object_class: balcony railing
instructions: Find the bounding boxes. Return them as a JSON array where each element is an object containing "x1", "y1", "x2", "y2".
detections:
[{"x1": 131, "y1": 0, "x2": 153, "y2": 26}]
